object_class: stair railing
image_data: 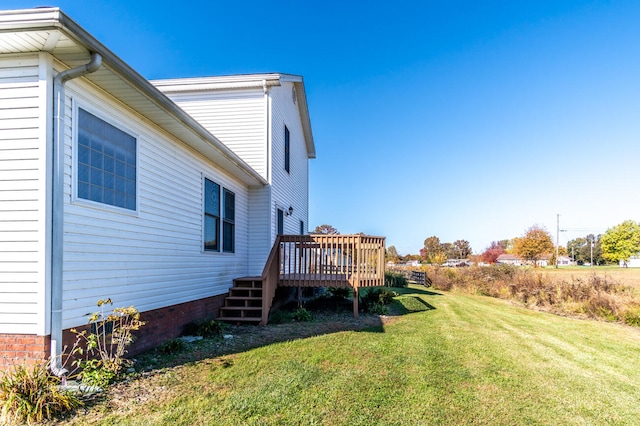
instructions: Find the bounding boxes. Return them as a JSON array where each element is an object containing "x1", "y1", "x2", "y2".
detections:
[{"x1": 260, "y1": 235, "x2": 282, "y2": 325}]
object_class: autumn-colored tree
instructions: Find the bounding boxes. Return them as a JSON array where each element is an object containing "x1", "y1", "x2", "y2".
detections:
[
  {"x1": 600, "y1": 220, "x2": 640, "y2": 265},
  {"x1": 421, "y1": 235, "x2": 444, "y2": 264},
  {"x1": 481, "y1": 240, "x2": 507, "y2": 263},
  {"x1": 514, "y1": 225, "x2": 554, "y2": 267},
  {"x1": 452, "y1": 239, "x2": 472, "y2": 258},
  {"x1": 312, "y1": 224, "x2": 339, "y2": 235},
  {"x1": 386, "y1": 245, "x2": 401, "y2": 263}
]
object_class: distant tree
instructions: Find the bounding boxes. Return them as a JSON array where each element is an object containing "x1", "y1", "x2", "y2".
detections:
[
  {"x1": 452, "y1": 239, "x2": 472, "y2": 258},
  {"x1": 421, "y1": 236, "x2": 444, "y2": 264},
  {"x1": 312, "y1": 224, "x2": 339, "y2": 235},
  {"x1": 441, "y1": 242, "x2": 453, "y2": 259},
  {"x1": 386, "y1": 245, "x2": 401, "y2": 263},
  {"x1": 514, "y1": 225, "x2": 554, "y2": 267},
  {"x1": 481, "y1": 240, "x2": 507, "y2": 263},
  {"x1": 404, "y1": 253, "x2": 422, "y2": 262},
  {"x1": 587, "y1": 234, "x2": 604, "y2": 265},
  {"x1": 431, "y1": 252, "x2": 447, "y2": 266},
  {"x1": 600, "y1": 220, "x2": 640, "y2": 265},
  {"x1": 567, "y1": 237, "x2": 588, "y2": 263}
]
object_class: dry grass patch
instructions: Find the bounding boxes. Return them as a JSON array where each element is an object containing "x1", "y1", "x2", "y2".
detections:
[{"x1": 427, "y1": 265, "x2": 640, "y2": 326}]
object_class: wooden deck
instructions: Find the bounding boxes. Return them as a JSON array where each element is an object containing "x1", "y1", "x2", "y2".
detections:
[
  {"x1": 263, "y1": 234, "x2": 386, "y2": 324},
  {"x1": 218, "y1": 234, "x2": 386, "y2": 325}
]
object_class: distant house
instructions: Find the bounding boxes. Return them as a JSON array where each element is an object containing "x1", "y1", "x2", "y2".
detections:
[
  {"x1": 556, "y1": 256, "x2": 576, "y2": 266},
  {"x1": 496, "y1": 254, "x2": 522, "y2": 266},
  {"x1": 620, "y1": 256, "x2": 640, "y2": 268},
  {"x1": 443, "y1": 259, "x2": 470, "y2": 267},
  {"x1": 496, "y1": 254, "x2": 550, "y2": 267}
]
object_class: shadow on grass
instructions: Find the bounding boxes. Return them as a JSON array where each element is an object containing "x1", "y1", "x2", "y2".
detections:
[
  {"x1": 389, "y1": 295, "x2": 436, "y2": 316},
  {"x1": 392, "y1": 286, "x2": 444, "y2": 297},
  {"x1": 134, "y1": 287, "x2": 440, "y2": 372}
]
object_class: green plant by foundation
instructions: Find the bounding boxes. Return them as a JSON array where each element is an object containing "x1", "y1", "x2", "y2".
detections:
[
  {"x1": 183, "y1": 318, "x2": 223, "y2": 338},
  {"x1": 385, "y1": 271, "x2": 408, "y2": 288},
  {"x1": 0, "y1": 361, "x2": 82, "y2": 424},
  {"x1": 72, "y1": 298, "x2": 146, "y2": 388}
]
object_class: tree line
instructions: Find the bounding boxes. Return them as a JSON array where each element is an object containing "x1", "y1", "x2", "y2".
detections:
[
  {"x1": 382, "y1": 219, "x2": 640, "y2": 266},
  {"x1": 313, "y1": 220, "x2": 640, "y2": 267}
]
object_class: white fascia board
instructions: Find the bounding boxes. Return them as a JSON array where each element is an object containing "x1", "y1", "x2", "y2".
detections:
[
  {"x1": 152, "y1": 74, "x2": 283, "y2": 93},
  {"x1": 0, "y1": 7, "x2": 63, "y2": 30}
]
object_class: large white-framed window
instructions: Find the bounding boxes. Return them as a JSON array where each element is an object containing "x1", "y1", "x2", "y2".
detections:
[
  {"x1": 75, "y1": 107, "x2": 137, "y2": 212},
  {"x1": 203, "y1": 177, "x2": 235, "y2": 253}
]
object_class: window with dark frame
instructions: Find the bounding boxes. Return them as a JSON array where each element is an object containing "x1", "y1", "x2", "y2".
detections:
[
  {"x1": 77, "y1": 108, "x2": 136, "y2": 210},
  {"x1": 284, "y1": 125, "x2": 290, "y2": 173},
  {"x1": 204, "y1": 178, "x2": 220, "y2": 251},
  {"x1": 300, "y1": 220, "x2": 304, "y2": 236},
  {"x1": 277, "y1": 208, "x2": 284, "y2": 235},
  {"x1": 223, "y1": 188, "x2": 235, "y2": 253}
]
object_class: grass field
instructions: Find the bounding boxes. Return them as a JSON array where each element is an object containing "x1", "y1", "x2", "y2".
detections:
[
  {"x1": 57, "y1": 286, "x2": 640, "y2": 426},
  {"x1": 541, "y1": 266, "x2": 640, "y2": 293}
]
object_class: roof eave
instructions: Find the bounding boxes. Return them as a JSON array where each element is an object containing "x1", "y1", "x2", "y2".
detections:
[{"x1": 0, "y1": 7, "x2": 267, "y2": 187}]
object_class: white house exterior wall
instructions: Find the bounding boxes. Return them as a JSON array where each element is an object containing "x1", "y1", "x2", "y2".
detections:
[
  {"x1": 160, "y1": 90, "x2": 267, "y2": 180},
  {"x1": 269, "y1": 82, "x2": 309, "y2": 239},
  {"x1": 60, "y1": 78, "x2": 251, "y2": 329},
  {"x1": 247, "y1": 185, "x2": 271, "y2": 275},
  {"x1": 0, "y1": 54, "x2": 50, "y2": 335}
]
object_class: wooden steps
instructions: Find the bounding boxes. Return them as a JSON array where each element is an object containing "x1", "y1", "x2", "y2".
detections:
[{"x1": 217, "y1": 277, "x2": 263, "y2": 324}]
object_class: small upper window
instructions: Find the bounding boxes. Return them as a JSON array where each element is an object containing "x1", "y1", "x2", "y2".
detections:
[
  {"x1": 284, "y1": 125, "x2": 290, "y2": 173},
  {"x1": 277, "y1": 208, "x2": 284, "y2": 235},
  {"x1": 204, "y1": 178, "x2": 220, "y2": 251},
  {"x1": 77, "y1": 108, "x2": 136, "y2": 210},
  {"x1": 223, "y1": 189, "x2": 235, "y2": 253}
]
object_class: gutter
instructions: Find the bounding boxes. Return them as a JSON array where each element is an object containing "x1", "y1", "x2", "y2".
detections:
[{"x1": 50, "y1": 52, "x2": 102, "y2": 377}]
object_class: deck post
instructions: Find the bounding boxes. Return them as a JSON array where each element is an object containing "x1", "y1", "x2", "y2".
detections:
[{"x1": 353, "y1": 286, "x2": 359, "y2": 319}]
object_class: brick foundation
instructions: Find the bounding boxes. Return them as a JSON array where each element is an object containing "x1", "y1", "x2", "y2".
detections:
[
  {"x1": 0, "y1": 293, "x2": 227, "y2": 370},
  {"x1": 0, "y1": 334, "x2": 50, "y2": 370}
]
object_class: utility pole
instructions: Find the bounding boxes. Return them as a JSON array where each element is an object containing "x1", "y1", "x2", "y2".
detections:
[{"x1": 556, "y1": 213, "x2": 560, "y2": 269}]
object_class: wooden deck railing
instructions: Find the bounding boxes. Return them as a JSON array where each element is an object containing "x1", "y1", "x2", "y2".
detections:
[{"x1": 260, "y1": 234, "x2": 386, "y2": 325}]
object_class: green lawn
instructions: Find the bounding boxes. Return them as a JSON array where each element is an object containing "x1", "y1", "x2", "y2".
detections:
[{"x1": 61, "y1": 286, "x2": 640, "y2": 425}]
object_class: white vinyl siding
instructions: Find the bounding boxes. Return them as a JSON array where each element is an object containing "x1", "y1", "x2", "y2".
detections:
[
  {"x1": 269, "y1": 83, "x2": 309, "y2": 240},
  {"x1": 163, "y1": 91, "x2": 268, "y2": 179},
  {"x1": 247, "y1": 185, "x2": 271, "y2": 275},
  {"x1": 0, "y1": 54, "x2": 47, "y2": 334},
  {"x1": 61, "y1": 81, "x2": 250, "y2": 329}
]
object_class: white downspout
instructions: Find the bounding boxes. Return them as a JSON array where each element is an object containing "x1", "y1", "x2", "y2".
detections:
[{"x1": 50, "y1": 52, "x2": 102, "y2": 376}]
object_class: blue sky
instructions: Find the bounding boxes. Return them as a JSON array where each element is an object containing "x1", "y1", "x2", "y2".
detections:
[{"x1": 6, "y1": 1, "x2": 640, "y2": 255}]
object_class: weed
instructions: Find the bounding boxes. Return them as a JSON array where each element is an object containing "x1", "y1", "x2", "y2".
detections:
[
  {"x1": 361, "y1": 288, "x2": 396, "y2": 313},
  {"x1": 72, "y1": 299, "x2": 146, "y2": 388},
  {"x1": 0, "y1": 361, "x2": 82, "y2": 424},
  {"x1": 385, "y1": 271, "x2": 408, "y2": 288},
  {"x1": 158, "y1": 339, "x2": 187, "y2": 355},
  {"x1": 183, "y1": 318, "x2": 224, "y2": 338},
  {"x1": 427, "y1": 265, "x2": 640, "y2": 324},
  {"x1": 325, "y1": 287, "x2": 352, "y2": 299},
  {"x1": 292, "y1": 307, "x2": 313, "y2": 322},
  {"x1": 622, "y1": 306, "x2": 640, "y2": 327},
  {"x1": 269, "y1": 310, "x2": 294, "y2": 324}
]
